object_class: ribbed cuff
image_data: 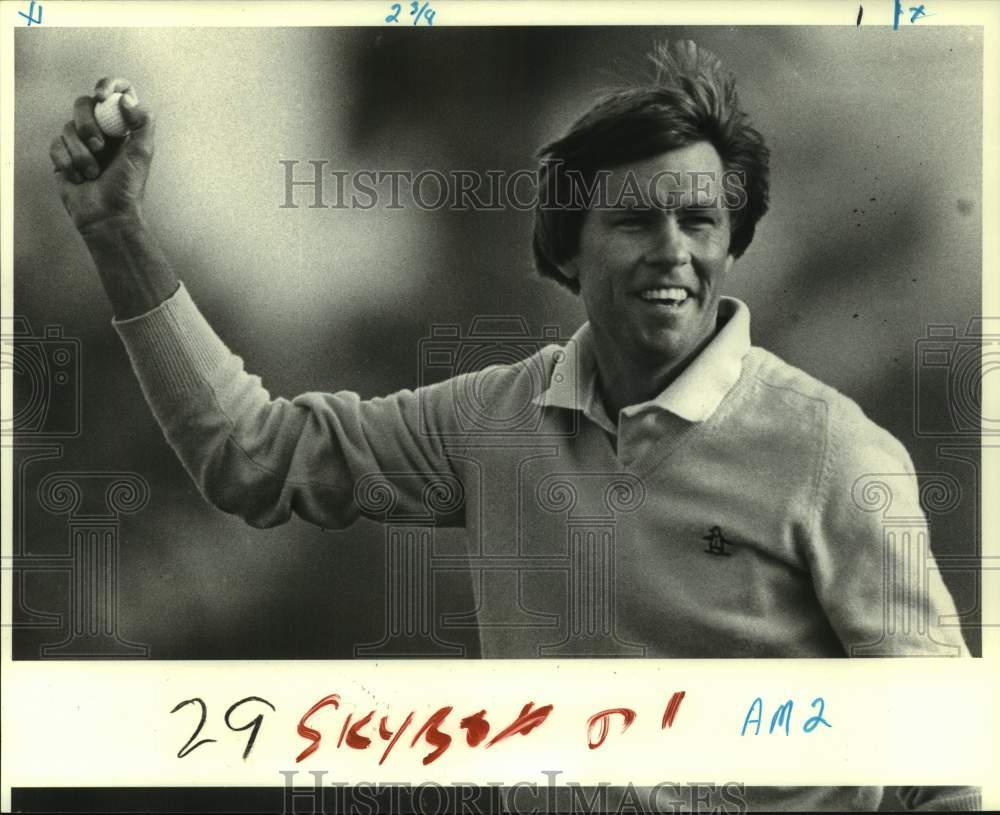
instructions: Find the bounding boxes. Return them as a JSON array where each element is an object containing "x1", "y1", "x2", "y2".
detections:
[
  {"x1": 112, "y1": 282, "x2": 234, "y2": 402},
  {"x1": 913, "y1": 791, "x2": 982, "y2": 811}
]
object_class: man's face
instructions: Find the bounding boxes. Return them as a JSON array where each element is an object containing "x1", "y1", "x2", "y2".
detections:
[{"x1": 561, "y1": 141, "x2": 735, "y2": 378}]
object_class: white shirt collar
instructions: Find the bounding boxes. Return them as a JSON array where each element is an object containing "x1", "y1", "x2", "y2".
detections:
[{"x1": 534, "y1": 297, "x2": 751, "y2": 432}]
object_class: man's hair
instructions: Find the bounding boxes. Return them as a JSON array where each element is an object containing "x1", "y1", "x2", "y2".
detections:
[{"x1": 532, "y1": 40, "x2": 771, "y2": 293}]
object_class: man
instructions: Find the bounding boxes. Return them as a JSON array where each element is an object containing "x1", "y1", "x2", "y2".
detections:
[{"x1": 50, "y1": 40, "x2": 976, "y2": 812}]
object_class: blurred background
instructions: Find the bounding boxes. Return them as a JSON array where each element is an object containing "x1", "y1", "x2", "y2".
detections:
[{"x1": 12, "y1": 26, "x2": 983, "y2": 658}]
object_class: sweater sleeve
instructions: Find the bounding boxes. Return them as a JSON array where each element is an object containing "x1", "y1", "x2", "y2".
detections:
[
  {"x1": 113, "y1": 283, "x2": 464, "y2": 530},
  {"x1": 809, "y1": 406, "x2": 979, "y2": 811},
  {"x1": 808, "y1": 399, "x2": 970, "y2": 658},
  {"x1": 896, "y1": 785, "x2": 982, "y2": 811}
]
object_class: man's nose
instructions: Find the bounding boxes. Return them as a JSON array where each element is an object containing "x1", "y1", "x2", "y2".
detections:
[{"x1": 645, "y1": 216, "x2": 691, "y2": 266}]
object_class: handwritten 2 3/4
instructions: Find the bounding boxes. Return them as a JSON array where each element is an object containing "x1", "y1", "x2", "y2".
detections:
[{"x1": 386, "y1": 1, "x2": 436, "y2": 26}]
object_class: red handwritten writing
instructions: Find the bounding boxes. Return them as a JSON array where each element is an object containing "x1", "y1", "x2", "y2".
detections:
[
  {"x1": 295, "y1": 697, "x2": 554, "y2": 765},
  {"x1": 291, "y1": 691, "x2": 684, "y2": 764},
  {"x1": 587, "y1": 707, "x2": 636, "y2": 749},
  {"x1": 662, "y1": 691, "x2": 686, "y2": 729},
  {"x1": 346, "y1": 710, "x2": 374, "y2": 749},
  {"x1": 378, "y1": 711, "x2": 414, "y2": 765},
  {"x1": 460, "y1": 710, "x2": 490, "y2": 747},
  {"x1": 295, "y1": 693, "x2": 340, "y2": 763},
  {"x1": 486, "y1": 702, "x2": 553, "y2": 748},
  {"x1": 411, "y1": 705, "x2": 454, "y2": 765}
]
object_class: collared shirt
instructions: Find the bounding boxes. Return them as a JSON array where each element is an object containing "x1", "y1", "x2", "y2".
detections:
[{"x1": 534, "y1": 296, "x2": 750, "y2": 464}]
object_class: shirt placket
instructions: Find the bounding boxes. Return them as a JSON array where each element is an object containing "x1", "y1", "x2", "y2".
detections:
[
  {"x1": 618, "y1": 408, "x2": 701, "y2": 475},
  {"x1": 617, "y1": 409, "x2": 663, "y2": 469}
]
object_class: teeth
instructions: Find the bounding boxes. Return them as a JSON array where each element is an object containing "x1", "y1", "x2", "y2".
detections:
[{"x1": 639, "y1": 287, "x2": 689, "y2": 303}]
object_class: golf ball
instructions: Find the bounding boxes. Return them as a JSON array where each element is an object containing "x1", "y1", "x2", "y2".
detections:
[{"x1": 94, "y1": 92, "x2": 130, "y2": 138}]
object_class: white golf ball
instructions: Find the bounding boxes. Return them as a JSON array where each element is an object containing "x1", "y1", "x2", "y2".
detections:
[{"x1": 94, "y1": 92, "x2": 130, "y2": 138}]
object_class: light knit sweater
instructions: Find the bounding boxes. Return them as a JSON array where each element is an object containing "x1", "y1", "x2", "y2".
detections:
[{"x1": 114, "y1": 285, "x2": 978, "y2": 811}]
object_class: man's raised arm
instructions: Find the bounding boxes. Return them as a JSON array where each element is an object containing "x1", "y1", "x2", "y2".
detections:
[
  {"x1": 50, "y1": 78, "x2": 176, "y2": 319},
  {"x1": 50, "y1": 79, "x2": 461, "y2": 530}
]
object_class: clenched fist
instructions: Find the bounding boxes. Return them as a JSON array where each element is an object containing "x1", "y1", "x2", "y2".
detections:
[
  {"x1": 51, "y1": 77, "x2": 176, "y2": 319},
  {"x1": 50, "y1": 77, "x2": 155, "y2": 233}
]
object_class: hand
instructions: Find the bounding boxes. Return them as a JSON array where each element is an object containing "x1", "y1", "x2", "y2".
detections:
[{"x1": 49, "y1": 78, "x2": 155, "y2": 232}]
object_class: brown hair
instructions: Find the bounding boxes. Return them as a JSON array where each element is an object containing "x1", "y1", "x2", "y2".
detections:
[{"x1": 533, "y1": 40, "x2": 771, "y2": 293}]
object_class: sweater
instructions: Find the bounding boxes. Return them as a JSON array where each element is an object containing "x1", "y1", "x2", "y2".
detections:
[{"x1": 113, "y1": 284, "x2": 978, "y2": 811}]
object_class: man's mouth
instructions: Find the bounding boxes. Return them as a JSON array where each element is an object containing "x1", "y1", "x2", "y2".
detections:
[{"x1": 637, "y1": 286, "x2": 692, "y2": 307}]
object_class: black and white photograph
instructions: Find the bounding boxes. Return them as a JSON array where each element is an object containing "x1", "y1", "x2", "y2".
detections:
[{"x1": 2, "y1": 1, "x2": 996, "y2": 812}]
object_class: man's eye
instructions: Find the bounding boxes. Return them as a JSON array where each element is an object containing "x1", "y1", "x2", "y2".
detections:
[
  {"x1": 616, "y1": 215, "x2": 651, "y2": 228},
  {"x1": 681, "y1": 214, "x2": 717, "y2": 228}
]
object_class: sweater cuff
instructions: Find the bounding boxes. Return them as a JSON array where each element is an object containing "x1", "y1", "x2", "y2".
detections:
[
  {"x1": 910, "y1": 790, "x2": 981, "y2": 811},
  {"x1": 112, "y1": 282, "x2": 234, "y2": 402}
]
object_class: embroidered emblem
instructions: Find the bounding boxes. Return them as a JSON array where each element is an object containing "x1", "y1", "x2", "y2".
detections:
[{"x1": 702, "y1": 525, "x2": 733, "y2": 556}]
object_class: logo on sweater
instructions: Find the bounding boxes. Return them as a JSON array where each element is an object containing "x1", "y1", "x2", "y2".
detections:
[{"x1": 702, "y1": 525, "x2": 733, "y2": 556}]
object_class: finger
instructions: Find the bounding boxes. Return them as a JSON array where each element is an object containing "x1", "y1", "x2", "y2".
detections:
[
  {"x1": 119, "y1": 95, "x2": 155, "y2": 154},
  {"x1": 93, "y1": 76, "x2": 133, "y2": 102},
  {"x1": 49, "y1": 135, "x2": 83, "y2": 184},
  {"x1": 61, "y1": 122, "x2": 100, "y2": 180},
  {"x1": 73, "y1": 95, "x2": 104, "y2": 153}
]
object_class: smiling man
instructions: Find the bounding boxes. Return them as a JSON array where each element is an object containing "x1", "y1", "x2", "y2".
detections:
[
  {"x1": 558, "y1": 143, "x2": 736, "y2": 417},
  {"x1": 50, "y1": 39, "x2": 976, "y2": 812}
]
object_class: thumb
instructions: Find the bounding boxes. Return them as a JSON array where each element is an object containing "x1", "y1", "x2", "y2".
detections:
[{"x1": 119, "y1": 93, "x2": 155, "y2": 153}]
